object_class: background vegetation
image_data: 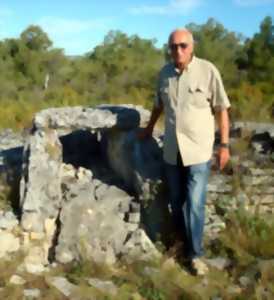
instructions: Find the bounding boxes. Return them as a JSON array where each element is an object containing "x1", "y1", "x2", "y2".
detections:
[{"x1": 0, "y1": 16, "x2": 273, "y2": 130}]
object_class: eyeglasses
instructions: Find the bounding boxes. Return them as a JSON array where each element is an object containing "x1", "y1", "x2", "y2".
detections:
[{"x1": 170, "y1": 43, "x2": 188, "y2": 51}]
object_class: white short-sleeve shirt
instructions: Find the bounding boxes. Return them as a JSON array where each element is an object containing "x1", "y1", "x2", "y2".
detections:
[{"x1": 155, "y1": 56, "x2": 231, "y2": 166}]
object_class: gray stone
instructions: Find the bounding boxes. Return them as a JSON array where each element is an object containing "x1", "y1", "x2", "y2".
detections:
[
  {"x1": 0, "y1": 231, "x2": 20, "y2": 258},
  {"x1": 0, "y1": 129, "x2": 24, "y2": 151},
  {"x1": 55, "y1": 180, "x2": 133, "y2": 265},
  {"x1": 239, "y1": 276, "x2": 252, "y2": 288},
  {"x1": 87, "y1": 278, "x2": 117, "y2": 296},
  {"x1": 208, "y1": 175, "x2": 232, "y2": 193},
  {"x1": 130, "y1": 202, "x2": 141, "y2": 213},
  {"x1": 126, "y1": 223, "x2": 138, "y2": 232},
  {"x1": 118, "y1": 200, "x2": 131, "y2": 213},
  {"x1": 242, "y1": 175, "x2": 273, "y2": 186},
  {"x1": 9, "y1": 275, "x2": 26, "y2": 285},
  {"x1": 232, "y1": 121, "x2": 274, "y2": 136},
  {"x1": 33, "y1": 105, "x2": 150, "y2": 131},
  {"x1": 250, "y1": 168, "x2": 269, "y2": 176},
  {"x1": 20, "y1": 129, "x2": 62, "y2": 233},
  {"x1": 14, "y1": 105, "x2": 274, "y2": 266},
  {"x1": 47, "y1": 276, "x2": 76, "y2": 297},
  {"x1": 226, "y1": 285, "x2": 242, "y2": 295},
  {"x1": 0, "y1": 211, "x2": 19, "y2": 230},
  {"x1": 128, "y1": 213, "x2": 140, "y2": 224},
  {"x1": 204, "y1": 257, "x2": 232, "y2": 270},
  {"x1": 23, "y1": 289, "x2": 41, "y2": 299},
  {"x1": 121, "y1": 229, "x2": 160, "y2": 262},
  {"x1": 106, "y1": 130, "x2": 163, "y2": 198},
  {"x1": 23, "y1": 246, "x2": 48, "y2": 274},
  {"x1": 254, "y1": 194, "x2": 274, "y2": 205}
]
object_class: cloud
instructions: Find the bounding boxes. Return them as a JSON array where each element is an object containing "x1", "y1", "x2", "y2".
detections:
[
  {"x1": 234, "y1": 0, "x2": 274, "y2": 6},
  {"x1": 36, "y1": 16, "x2": 114, "y2": 55},
  {"x1": 38, "y1": 16, "x2": 110, "y2": 38},
  {"x1": 129, "y1": 0, "x2": 203, "y2": 16}
]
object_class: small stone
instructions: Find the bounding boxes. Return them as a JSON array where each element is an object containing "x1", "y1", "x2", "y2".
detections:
[
  {"x1": 47, "y1": 276, "x2": 76, "y2": 297},
  {"x1": 9, "y1": 275, "x2": 26, "y2": 285},
  {"x1": 61, "y1": 163, "x2": 75, "y2": 178},
  {"x1": 205, "y1": 257, "x2": 232, "y2": 270},
  {"x1": 0, "y1": 211, "x2": 18, "y2": 230},
  {"x1": 259, "y1": 195, "x2": 274, "y2": 205},
  {"x1": 23, "y1": 288, "x2": 41, "y2": 299},
  {"x1": 0, "y1": 231, "x2": 20, "y2": 258},
  {"x1": 161, "y1": 257, "x2": 177, "y2": 271},
  {"x1": 76, "y1": 167, "x2": 92, "y2": 182},
  {"x1": 24, "y1": 246, "x2": 48, "y2": 274},
  {"x1": 88, "y1": 278, "x2": 117, "y2": 296},
  {"x1": 239, "y1": 276, "x2": 252, "y2": 288},
  {"x1": 24, "y1": 263, "x2": 45, "y2": 274},
  {"x1": 30, "y1": 232, "x2": 45, "y2": 240},
  {"x1": 118, "y1": 201, "x2": 130, "y2": 213},
  {"x1": 227, "y1": 285, "x2": 242, "y2": 294},
  {"x1": 130, "y1": 202, "x2": 141, "y2": 213},
  {"x1": 50, "y1": 262, "x2": 58, "y2": 268},
  {"x1": 122, "y1": 229, "x2": 160, "y2": 261},
  {"x1": 126, "y1": 223, "x2": 138, "y2": 232},
  {"x1": 128, "y1": 213, "x2": 140, "y2": 224},
  {"x1": 56, "y1": 250, "x2": 74, "y2": 264}
]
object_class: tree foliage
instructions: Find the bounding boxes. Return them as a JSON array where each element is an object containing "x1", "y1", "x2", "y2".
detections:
[
  {"x1": 0, "y1": 18, "x2": 273, "y2": 130},
  {"x1": 186, "y1": 18, "x2": 245, "y2": 87},
  {"x1": 20, "y1": 25, "x2": 52, "y2": 51}
]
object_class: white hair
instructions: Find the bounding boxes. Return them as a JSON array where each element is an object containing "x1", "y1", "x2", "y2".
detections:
[{"x1": 168, "y1": 28, "x2": 194, "y2": 46}]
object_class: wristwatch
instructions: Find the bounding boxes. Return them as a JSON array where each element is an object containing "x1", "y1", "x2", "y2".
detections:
[{"x1": 220, "y1": 143, "x2": 229, "y2": 148}]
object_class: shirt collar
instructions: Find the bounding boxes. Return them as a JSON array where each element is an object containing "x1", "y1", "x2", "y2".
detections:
[{"x1": 174, "y1": 55, "x2": 196, "y2": 74}]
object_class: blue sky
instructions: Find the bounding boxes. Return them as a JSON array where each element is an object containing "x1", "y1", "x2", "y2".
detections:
[{"x1": 0, "y1": 0, "x2": 273, "y2": 55}]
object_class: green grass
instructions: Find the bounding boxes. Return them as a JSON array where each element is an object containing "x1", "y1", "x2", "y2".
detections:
[{"x1": 0, "y1": 204, "x2": 273, "y2": 299}]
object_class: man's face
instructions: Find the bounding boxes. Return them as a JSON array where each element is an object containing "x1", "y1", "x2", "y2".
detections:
[{"x1": 169, "y1": 31, "x2": 193, "y2": 67}]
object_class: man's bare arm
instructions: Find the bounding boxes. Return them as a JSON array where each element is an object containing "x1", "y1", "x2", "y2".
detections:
[
  {"x1": 138, "y1": 103, "x2": 163, "y2": 138},
  {"x1": 217, "y1": 109, "x2": 230, "y2": 170}
]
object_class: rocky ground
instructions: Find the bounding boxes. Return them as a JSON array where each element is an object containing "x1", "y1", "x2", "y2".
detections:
[{"x1": 0, "y1": 106, "x2": 273, "y2": 299}]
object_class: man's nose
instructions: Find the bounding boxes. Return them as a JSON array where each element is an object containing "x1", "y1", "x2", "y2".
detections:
[{"x1": 176, "y1": 47, "x2": 184, "y2": 54}]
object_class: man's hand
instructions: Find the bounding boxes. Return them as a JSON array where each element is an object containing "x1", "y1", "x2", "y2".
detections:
[
  {"x1": 137, "y1": 126, "x2": 153, "y2": 140},
  {"x1": 218, "y1": 147, "x2": 230, "y2": 170},
  {"x1": 217, "y1": 109, "x2": 230, "y2": 171},
  {"x1": 137, "y1": 103, "x2": 163, "y2": 140}
]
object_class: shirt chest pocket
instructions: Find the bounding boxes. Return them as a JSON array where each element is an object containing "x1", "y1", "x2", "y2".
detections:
[{"x1": 187, "y1": 84, "x2": 211, "y2": 109}]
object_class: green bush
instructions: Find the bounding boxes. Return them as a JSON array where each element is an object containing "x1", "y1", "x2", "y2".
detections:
[{"x1": 221, "y1": 208, "x2": 274, "y2": 262}]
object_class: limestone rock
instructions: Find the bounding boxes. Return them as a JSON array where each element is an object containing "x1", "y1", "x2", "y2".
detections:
[
  {"x1": 87, "y1": 278, "x2": 118, "y2": 296},
  {"x1": 23, "y1": 246, "x2": 48, "y2": 274},
  {"x1": 23, "y1": 289, "x2": 41, "y2": 299},
  {"x1": 0, "y1": 231, "x2": 20, "y2": 258},
  {"x1": 204, "y1": 257, "x2": 232, "y2": 270},
  {"x1": 9, "y1": 274, "x2": 26, "y2": 285},
  {"x1": 12, "y1": 105, "x2": 273, "y2": 267},
  {"x1": 47, "y1": 276, "x2": 77, "y2": 297},
  {"x1": 121, "y1": 229, "x2": 160, "y2": 262},
  {"x1": 0, "y1": 210, "x2": 19, "y2": 230},
  {"x1": 55, "y1": 178, "x2": 135, "y2": 265},
  {"x1": 20, "y1": 129, "x2": 62, "y2": 233}
]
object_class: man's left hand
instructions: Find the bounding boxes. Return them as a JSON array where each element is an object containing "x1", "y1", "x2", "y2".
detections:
[{"x1": 218, "y1": 147, "x2": 230, "y2": 170}]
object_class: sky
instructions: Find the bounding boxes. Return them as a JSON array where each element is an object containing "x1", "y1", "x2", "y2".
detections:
[{"x1": 0, "y1": 0, "x2": 273, "y2": 55}]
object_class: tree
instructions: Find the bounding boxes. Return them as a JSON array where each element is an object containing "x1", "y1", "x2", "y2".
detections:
[
  {"x1": 86, "y1": 30, "x2": 164, "y2": 105},
  {"x1": 20, "y1": 25, "x2": 52, "y2": 51},
  {"x1": 185, "y1": 18, "x2": 245, "y2": 88},
  {"x1": 245, "y1": 16, "x2": 274, "y2": 83}
]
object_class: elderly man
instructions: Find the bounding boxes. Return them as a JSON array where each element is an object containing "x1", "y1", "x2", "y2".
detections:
[{"x1": 140, "y1": 29, "x2": 230, "y2": 275}]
